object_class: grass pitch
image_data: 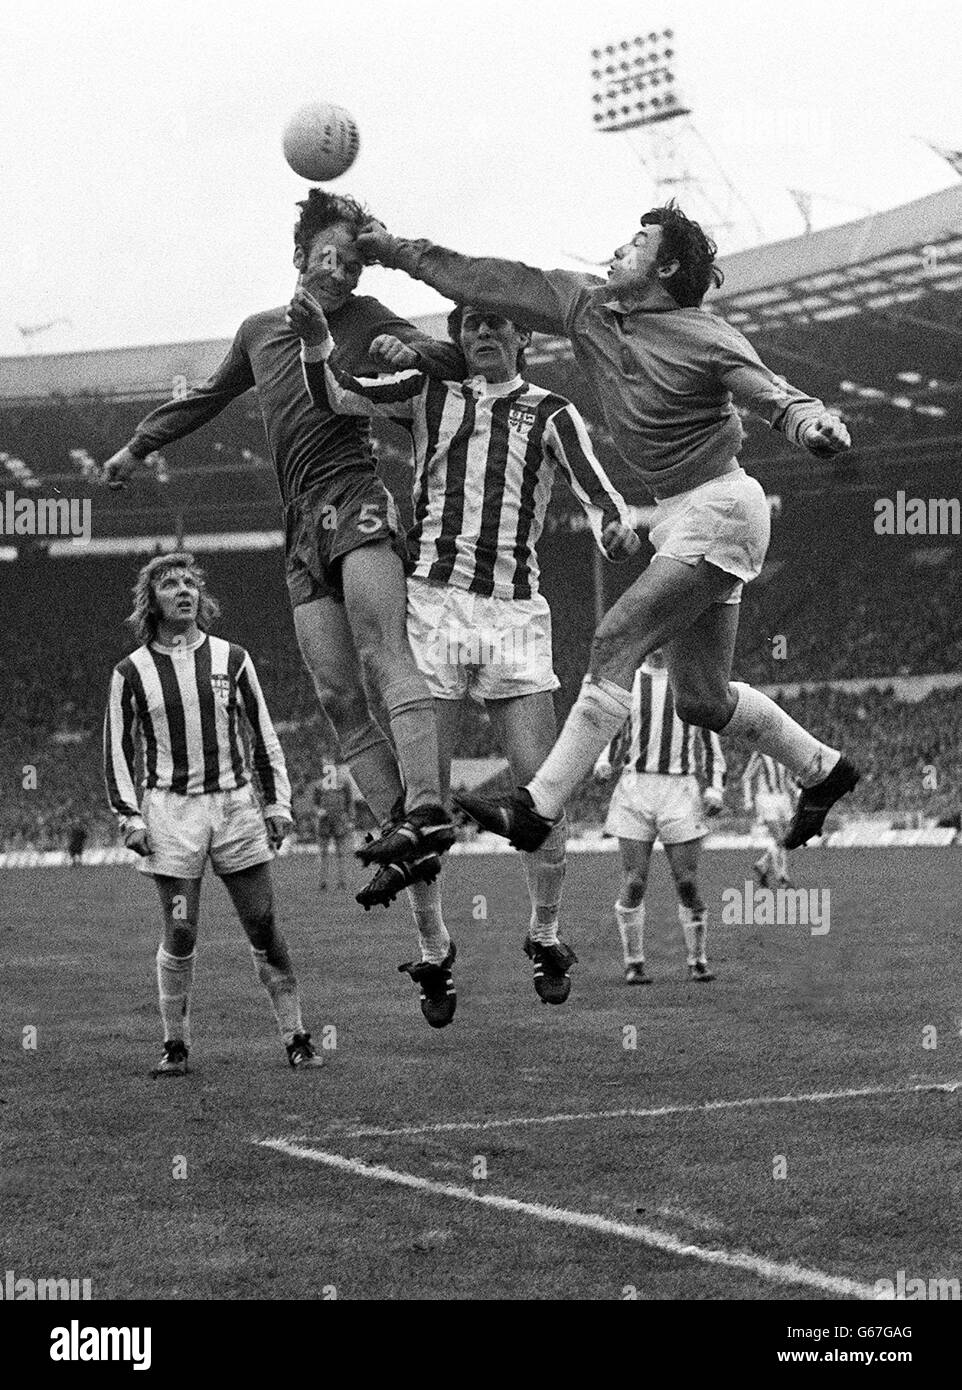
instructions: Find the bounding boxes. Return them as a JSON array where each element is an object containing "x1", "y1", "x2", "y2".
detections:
[{"x1": 2, "y1": 848, "x2": 959, "y2": 1300}]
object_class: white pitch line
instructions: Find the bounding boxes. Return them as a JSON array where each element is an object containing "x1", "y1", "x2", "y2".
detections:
[
  {"x1": 343, "y1": 1080, "x2": 960, "y2": 1139},
  {"x1": 258, "y1": 1138, "x2": 879, "y2": 1300}
]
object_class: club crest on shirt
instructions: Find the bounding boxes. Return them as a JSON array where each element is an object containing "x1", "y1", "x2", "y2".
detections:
[
  {"x1": 210, "y1": 674, "x2": 231, "y2": 706},
  {"x1": 508, "y1": 403, "x2": 537, "y2": 435}
]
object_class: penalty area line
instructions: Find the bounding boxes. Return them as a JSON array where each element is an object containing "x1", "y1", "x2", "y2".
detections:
[
  {"x1": 343, "y1": 1079, "x2": 961, "y2": 1139},
  {"x1": 257, "y1": 1138, "x2": 879, "y2": 1300}
]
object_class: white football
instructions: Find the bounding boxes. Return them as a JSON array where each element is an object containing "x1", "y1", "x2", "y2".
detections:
[{"x1": 283, "y1": 101, "x2": 360, "y2": 181}]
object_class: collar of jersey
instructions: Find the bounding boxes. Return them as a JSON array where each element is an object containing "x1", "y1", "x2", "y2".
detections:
[
  {"x1": 602, "y1": 297, "x2": 679, "y2": 317},
  {"x1": 151, "y1": 631, "x2": 208, "y2": 656},
  {"x1": 464, "y1": 373, "x2": 525, "y2": 398}
]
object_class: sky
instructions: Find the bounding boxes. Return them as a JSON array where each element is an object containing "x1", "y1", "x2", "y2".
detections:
[{"x1": 3, "y1": 0, "x2": 962, "y2": 357}]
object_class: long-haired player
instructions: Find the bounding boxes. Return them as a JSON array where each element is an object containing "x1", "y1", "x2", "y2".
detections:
[{"x1": 104, "y1": 552, "x2": 324, "y2": 1075}]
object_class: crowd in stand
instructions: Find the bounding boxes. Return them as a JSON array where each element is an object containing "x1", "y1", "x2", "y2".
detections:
[{"x1": 3, "y1": 541, "x2": 961, "y2": 850}]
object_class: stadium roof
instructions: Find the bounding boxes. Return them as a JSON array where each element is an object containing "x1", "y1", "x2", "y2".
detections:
[
  {"x1": 711, "y1": 183, "x2": 962, "y2": 336},
  {"x1": 0, "y1": 315, "x2": 452, "y2": 404}
]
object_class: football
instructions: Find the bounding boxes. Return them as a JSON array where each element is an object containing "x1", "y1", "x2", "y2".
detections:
[{"x1": 282, "y1": 100, "x2": 360, "y2": 181}]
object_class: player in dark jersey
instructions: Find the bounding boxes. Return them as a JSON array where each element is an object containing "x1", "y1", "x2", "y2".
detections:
[{"x1": 101, "y1": 190, "x2": 462, "y2": 906}]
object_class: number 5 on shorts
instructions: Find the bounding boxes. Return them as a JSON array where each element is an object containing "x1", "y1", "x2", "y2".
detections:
[{"x1": 357, "y1": 502, "x2": 383, "y2": 534}]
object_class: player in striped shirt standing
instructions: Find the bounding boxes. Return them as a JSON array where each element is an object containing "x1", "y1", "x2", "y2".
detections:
[
  {"x1": 742, "y1": 751, "x2": 795, "y2": 888},
  {"x1": 101, "y1": 190, "x2": 465, "y2": 911},
  {"x1": 356, "y1": 206, "x2": 859, "y2": 858},
  {"x1": 287, "y1": 290, "x2": 639, "y2": 1022},
  {"x1": 104, "y1": 552, "x2": 324, "y2": 1075},
  {"x1": 594, "y1": 648, "x2": 725, "y2": 983}
]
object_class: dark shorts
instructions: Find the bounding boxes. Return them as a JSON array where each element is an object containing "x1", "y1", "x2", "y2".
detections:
[
  {"x1": 317, "y1": 811, "x2": 353, "y2": 842},
  {"x1": 284, "y1": 472, "x2": 406, "y2": 607}
]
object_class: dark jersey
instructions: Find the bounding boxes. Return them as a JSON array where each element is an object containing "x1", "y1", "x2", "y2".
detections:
[{"x1": 127, "y1": 298, "x2": 463, "y2": 504}]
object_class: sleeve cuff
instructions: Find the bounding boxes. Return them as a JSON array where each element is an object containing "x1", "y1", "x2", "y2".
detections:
[
  {"x1": 300, "y1": 340, "x2": 334, "y2": 363},
  {"x1": 263, "y1": 804, "x2": 292, "y2": 822}
]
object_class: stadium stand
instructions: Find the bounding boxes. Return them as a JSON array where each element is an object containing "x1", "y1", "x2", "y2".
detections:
[{"x1": 3, "y1": 187, "x2": 962, "y2": 847}]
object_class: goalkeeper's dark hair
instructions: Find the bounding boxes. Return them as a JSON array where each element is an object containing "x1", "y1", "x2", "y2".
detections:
[
  {"x1": 639, "y1": 200, "x2": 724, "y2": 307},
  {"x1": 293, "y1": 188, "x2": 370, "y2": 258},
  {"x1": 128, "y1": 552, "x2": 220, "y2": 646}
]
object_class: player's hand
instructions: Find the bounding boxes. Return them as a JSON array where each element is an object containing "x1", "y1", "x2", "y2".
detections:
[
  {"x1": 102, "y1": 446, "x2": 139, "y2": 492},
  {"x1": 286, "y1": 287, "x2": 331, "y2": 346},
  {"x1": 369, "y1": 334, "x2": 419, "y2": 371},
  {"x1": 123, "y1": 825, "x2": 151, "y2": 856},
  {"x1": 356, "y1": 218, "x2": 392, "y2": 265},
  {"x1": 703, "y1": 788, "x2": 724, "y2": 818},
  {"x1": 602, "y1": 520, "x2": 642, "y2": 562},
  {"x1": 800, "y1": 412, "x2": 851, "y2": 457},
  {"x1": 266, "y1": 815, "x2": 293, "y2": 850},
  {"x1": 593, "y1": 758, "x2": 612, "y2": 782}
]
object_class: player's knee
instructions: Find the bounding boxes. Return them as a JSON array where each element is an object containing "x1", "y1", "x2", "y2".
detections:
[
  {"x1": 242, "y1": 906, "x2": 276, "y2": 950},
  {"x1": 590, "y1": 623, "x2": 630, "y2": 678},
  {"x1": 313, "y1": 677, "x2": 366, "y2": 732},
  {"x1": 164, "y1": 925, "x2": 197, "y2": 956},
  {"x1": 623, "y1": 872, "x2": 648, "y2": 901},
  {"x1": 674, "y1": 695, "x2": 728, "y2": 730},
  {"x1": 675, "y1": 875, "x2": 702, "y2": 910}
]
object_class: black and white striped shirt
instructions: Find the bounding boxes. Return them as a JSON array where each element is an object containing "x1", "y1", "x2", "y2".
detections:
[
  {"x1": 608, "y1": 666, "x2": 726, "y2": 790},
  {"x1": 741, "y1": 751, "x2": 795, "y2": 806},
  {"x1": 302, "y1": 343, "x2": 632, "y2": 600},
  {"x1": 104, "y1": 632, "x2": 291, "y2": 822}
]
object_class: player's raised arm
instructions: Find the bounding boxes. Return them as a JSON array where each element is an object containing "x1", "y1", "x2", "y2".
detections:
[
  {"x1": 287, "y1": 287, "x2": 425, "y2": 422},
  {"x1": 289, "y1": 289, "x2": 427, "y2": 422},
  {"x1": 357, "y1": 219, "x2": 591, "y2": 338},
  {"x1": 101, "y1": 327, "x2": 256, "y2": 489},
  {"x1": 544, "y1": 403, "x2": 640, "y2": 562},
  {"x1": 235, "y1": 651, "x2": 293, "y2": 829},
  {"x1": 713, "y1": 323, "x2": 851, "y2": 457},
  {"x1": 353, "y1": 301, "x2": 465, "y2": 380}
]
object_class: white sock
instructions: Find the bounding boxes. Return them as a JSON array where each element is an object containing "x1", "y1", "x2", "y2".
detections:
[
  {"x1": 523, "y1": 816, "x2": 567, "y2": 946},
  {"x1": 251, "y1": 947, "x2": 304, "y2": 1046},
  {"x1": 156, "y1": 946, "x2": 195, "y2": 1047},
  {"x1": 722, "y1": 683, "x2": 840, "y2": 787},
  {"x1": 407, "y1": 875, "x2": 451, "y2": 965},
  {"x1": 528, "y1": 676, "x2": 632, "y2": 819},
  {"x1": 678, "y1": 904, "x2": 707, "y2": 966},
  {"x1": 615, "y1": 900, "x2": 645, "y2": 965}
]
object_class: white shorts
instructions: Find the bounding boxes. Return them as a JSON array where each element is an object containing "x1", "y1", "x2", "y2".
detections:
[
  {"x1": 755, "y1": 791, "x2": 794, "y2": 826},
  {"x1": 406, "y1": 577, "x2": 559, "y2": 702},
  {"x1": 605, "y1": 771, "x2": 707, "y2": 845},
  {"x1": 137, "y1": 785, "x2": 272, "y2": 879},
  {"x1": 648, "y1": 467, "x2": 771, "y2": 604}
]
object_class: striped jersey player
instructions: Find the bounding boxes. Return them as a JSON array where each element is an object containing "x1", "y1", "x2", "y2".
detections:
[
  {"x1": 301, "y1": 312, "x2": 633, "y2": 601},
  {"x1": 105, "y1": 632, "x2": 289, "y2": 818},
  {"x1": 104, "y1": 552, "x2": 325, "y2": 1076},
  {"x1": 594, "y1": 651, "x2": 726, "y2": 984},
  {"x1": 288, "y1": 290, "x2": 639, "y2": 1020},
  {"x1": 102, "y1": 188, "x2": 469, "y2": 916},
  {"x1": 742, "y1": 750, "x2": 796, "y2": 888}
]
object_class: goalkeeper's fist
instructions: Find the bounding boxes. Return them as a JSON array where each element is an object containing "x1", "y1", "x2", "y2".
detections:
[{"x1": 800, "y1": 412, "x2": 850, "y2": 457}]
